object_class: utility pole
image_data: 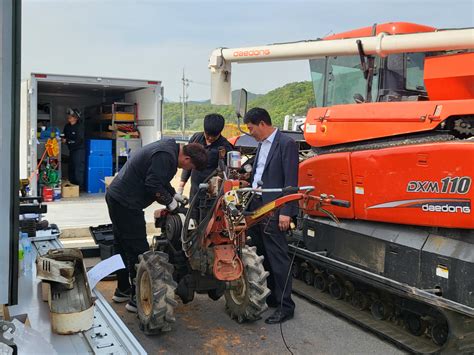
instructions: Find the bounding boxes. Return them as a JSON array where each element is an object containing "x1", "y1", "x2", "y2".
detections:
[{"x1": 180, "y1": 69, "x2": 190, "y2": 139}]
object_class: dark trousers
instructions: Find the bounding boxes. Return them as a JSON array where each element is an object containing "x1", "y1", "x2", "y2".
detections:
[
  {"x1": 105, "y1": 194, "x2": 149, "y2": 296},
  {"x1": 248, "y1": 197, "x2": 295, "y2": 314},
  {"x1": 68, "y1": 148, "x2": 85, "y2": 189},
  {"x1": 190, "y1": 182, "x2": 207, "y2": 222}
]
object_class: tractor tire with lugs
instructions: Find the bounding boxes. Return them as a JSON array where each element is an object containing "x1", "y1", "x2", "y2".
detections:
[
  {"x1": 136, "y1": 251, "x2": 178, "y2": 334},
  {"x1": 224, "y1": 246, "x2": 270, "y2": 323}
]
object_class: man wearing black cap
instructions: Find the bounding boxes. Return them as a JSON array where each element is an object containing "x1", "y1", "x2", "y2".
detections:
[
  {"x1": 62, "y1": 108, "x2": 85, "y2": 189},
  {"x1": 178, "y1": 113, "x2": 233, "y2": 220}
]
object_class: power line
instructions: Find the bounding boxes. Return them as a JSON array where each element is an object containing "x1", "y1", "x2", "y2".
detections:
[
  {"x1": 178, "y1": 72, "x2": 211, "y2": 138},
  {"x1": 180, "y1": 68, "x2": 190, "y2": 139}
]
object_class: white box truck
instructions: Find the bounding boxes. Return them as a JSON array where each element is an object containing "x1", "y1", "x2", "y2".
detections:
[{"x1": 20, "y1": 73, "x2": 164, "y2": 195}]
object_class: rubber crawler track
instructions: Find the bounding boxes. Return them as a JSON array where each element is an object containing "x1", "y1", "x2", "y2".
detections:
[{"x1": 289, "y1": 245, "x2": 474, "y2": 354}]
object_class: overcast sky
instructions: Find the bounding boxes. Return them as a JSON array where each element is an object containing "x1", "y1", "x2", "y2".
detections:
[{"x1": 22, "y1": 0, "x2": 474, "y2": 101}]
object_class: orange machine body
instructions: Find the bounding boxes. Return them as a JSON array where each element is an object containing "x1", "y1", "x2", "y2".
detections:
[
  {"x1": 303, "y1": 99, "x2": 474, "y2": 148},
  {"x1": 323, "y1": 22, "x2": 435, "y2": 40},
  {"x1": 299, "y1": 141, "x2": 474, "y2": 229},
  {"x1": 424, "y1": 52, "x2": 474, "y2": 101},
  {"x1": 206, "y1": 178, "x2": 328, "y2": 280},
  {"x1": 299, "y1": 43, "x2": 473, "y2": 230}
]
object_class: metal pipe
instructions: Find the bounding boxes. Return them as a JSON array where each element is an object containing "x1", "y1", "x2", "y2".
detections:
[
  {"x1": 209, "y1": 28, "x2": 474, "y2": 105},
  {"x1": 210, "y1": 29, "x2": 474, "y2": 65},
  {"x1": 236, "y1": 186, "x2": 314, "y2": 193}
]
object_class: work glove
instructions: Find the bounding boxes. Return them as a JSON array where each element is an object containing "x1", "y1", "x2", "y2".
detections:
[
  {"x1": 174, "y1": 193, "x2": 189, "y2": 205},
  {"x1": 166, "y1": 198, "x2": 179, "y2": 213}
]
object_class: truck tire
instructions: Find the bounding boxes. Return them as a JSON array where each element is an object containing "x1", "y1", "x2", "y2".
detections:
[
  {"x1": 136, "y1": 251, "x2": 178, "y2": 334},
  {"x1": 224, "y1": 246, "x2": 270, "y2": 323}
]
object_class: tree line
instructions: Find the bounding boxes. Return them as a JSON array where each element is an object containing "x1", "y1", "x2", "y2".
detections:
[{"x1": 163, "y1": 81, "x2": 315, "y2": 134}]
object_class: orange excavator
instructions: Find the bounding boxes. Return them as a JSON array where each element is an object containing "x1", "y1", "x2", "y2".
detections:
[{"x1": 209, "y1": 23, "x2": 474, "y2": 353}]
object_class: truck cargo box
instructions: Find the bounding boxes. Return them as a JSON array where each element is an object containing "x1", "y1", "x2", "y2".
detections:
[{"x1": 20, "y1": 73, "x2": 163, "y2": 195}]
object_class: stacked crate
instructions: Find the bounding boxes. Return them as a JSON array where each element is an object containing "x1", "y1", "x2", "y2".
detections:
[{"x1": 86, "y1": 139, "x2": 113, "y2": 193}]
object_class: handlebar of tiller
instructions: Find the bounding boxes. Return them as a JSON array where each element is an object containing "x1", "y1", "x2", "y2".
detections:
[
  {"x1": 235, "y1": 186, "x2": 314, "y2": 193},
  {"x1": 329, "y1": 199, "x2": 351, "y2": 208}
]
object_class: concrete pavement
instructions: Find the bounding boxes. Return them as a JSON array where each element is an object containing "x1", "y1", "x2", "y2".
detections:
[{"x1": 96, "y1": 281, "x2": 404, "y2": 355}]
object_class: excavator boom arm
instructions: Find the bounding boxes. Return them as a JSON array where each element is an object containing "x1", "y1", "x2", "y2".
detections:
[{"x1": 209, "y1": 28, "x2": 474, "y2": 105}]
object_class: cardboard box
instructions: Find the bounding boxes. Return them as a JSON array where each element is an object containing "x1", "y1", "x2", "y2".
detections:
[
  {"x1": 61, "y1": 182, "x2": 79, "y2": 198},
  {"x1": 101, "y1": 112, "x2": 135, "y2": 122}
]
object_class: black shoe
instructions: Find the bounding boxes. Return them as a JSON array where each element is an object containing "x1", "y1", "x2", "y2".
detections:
[
  {"x1": 125, "y1": 294, "x2": 138, "y2": 313},
  {"x1": 112, "y1": 288, "x2": 131, "y2": 303},
  {"x1": 125, "y1": 298, "x2": 137, "y2": 313},
  {"x1": 265, "y1": 309, "x2": 294, "y2": 324}
]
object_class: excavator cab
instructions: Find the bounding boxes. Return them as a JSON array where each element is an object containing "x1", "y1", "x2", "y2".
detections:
[
  {"x1": 379, "y1": 52, "x2": 427, "y2": 101},
  {"x1": 309, "y1": 51, "x2": 430, "y2": 107},
  {"x1": 310, "y1": 54, "x2": 376, "y2": 105}
]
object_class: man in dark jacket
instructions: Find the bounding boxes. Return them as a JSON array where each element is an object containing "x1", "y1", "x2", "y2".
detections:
[
  {"x1": 62, "y1": 108, "x2": 85, "y2": 189},
  {"x1": 177, "y1": 114, "x2": 233, "y2": 220},
  {"x1": 244, "y1": 107, "x2": 299, "y2": 324},
  {"x1": 106, "y1": 139, "x2": 207, "y2": 312}
]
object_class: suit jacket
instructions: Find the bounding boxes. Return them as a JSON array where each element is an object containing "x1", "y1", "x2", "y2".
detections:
[{"x1": 251, "y1": 129, "x2": 299, "y2": 217}]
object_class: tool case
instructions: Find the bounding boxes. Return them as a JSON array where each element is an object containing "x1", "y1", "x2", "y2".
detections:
[{"x1": 89, "y1": 224, "x2": 115, "y2": 260}]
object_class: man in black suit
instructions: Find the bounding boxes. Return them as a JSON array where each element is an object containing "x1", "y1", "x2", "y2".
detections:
[{"x1": 244, "y1": 107, "x2": 299, "y2": 324}]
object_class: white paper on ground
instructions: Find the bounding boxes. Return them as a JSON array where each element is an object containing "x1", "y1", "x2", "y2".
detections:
[
  {"x1": 0, "y1": 343, "x2": 13, "y2": 355},
  {"x1": 35, "y1": 229, "x2": 59, "y2": 238},
  {"x1": 87, "y1": 254, "x2": 125, "y2": 290}
]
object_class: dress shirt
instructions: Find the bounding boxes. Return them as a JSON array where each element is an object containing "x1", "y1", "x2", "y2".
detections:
[{"x1": 252, "y1": 128, "x2": 278, "y2": 189}]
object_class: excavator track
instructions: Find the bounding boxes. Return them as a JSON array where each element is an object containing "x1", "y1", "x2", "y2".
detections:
[
  {"x1": 288, "y1": 243, "x2": 474, "y2": 354},
  {"x1": 454, "y1": 116, "x2": 474, "y2": 137}
]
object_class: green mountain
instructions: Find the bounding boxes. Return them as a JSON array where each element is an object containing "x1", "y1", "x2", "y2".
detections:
[{"x1": 163, "y1": 81, "x2": 315, "y2": 133}]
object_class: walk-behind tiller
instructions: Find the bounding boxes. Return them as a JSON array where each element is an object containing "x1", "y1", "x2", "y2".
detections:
[{"x1": 135, "y1": 151, "x2": 349, "y2": 333}]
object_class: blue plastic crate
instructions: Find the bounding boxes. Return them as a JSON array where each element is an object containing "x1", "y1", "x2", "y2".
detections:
[
  {"x1": 87, "y1": 139, "x2": 112, "y2": 156},
  {"x1": 87, "y1": 154, "x2": 113, "y2": 169},
  {"x1": 86, "y1": 166, "x2": 113, "y2": 193}
]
